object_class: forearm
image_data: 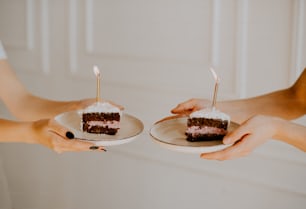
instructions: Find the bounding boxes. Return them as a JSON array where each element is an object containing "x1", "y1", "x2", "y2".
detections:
[
  {"x1": 219, "y1": 69, "x2": 306, "y2": 123},
  {"x1": 0, "y1": 60, "x2": 83, "y2": 120},
  {"x1": 0, "y1": 60, "x2": 29, "y2": 113},
  {"x1": 10, "y1": 94, "x2": 74, "y2": 120},
  {"x1": 0, "y1": 119, "x2": 36, "y2": 143},
  {"x1": 274, "y1": 118, "x2": 306, "y2": 152},
  {"x1": 219, "y1": 88, "x2": 305, "y2": 123}
]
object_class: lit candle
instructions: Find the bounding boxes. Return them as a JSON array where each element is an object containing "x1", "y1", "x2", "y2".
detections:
[
  {"x1": 93, "y1": 65, "x2": 101, "y2": 103},
  {"x1": 210, "y1": 67, "x2": 220, "y2": 109}
]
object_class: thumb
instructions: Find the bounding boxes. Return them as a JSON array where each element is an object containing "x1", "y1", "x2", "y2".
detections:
[
  {"x1": 171, "y1": 101, "x2": 195, "y2": 114},
  {"x1": 223, "y1": 126, "x2": 248, "y2": 145}
]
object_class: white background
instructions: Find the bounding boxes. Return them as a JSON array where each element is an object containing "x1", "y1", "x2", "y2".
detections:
[{"x1": 0, "y1": 0, "x2": 306, "y2": 209}]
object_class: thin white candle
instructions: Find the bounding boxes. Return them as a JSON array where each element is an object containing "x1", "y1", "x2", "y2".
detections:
[
  {"x1": 210, "y1": 67, "x2": 220, "y2": 109},
  {"x1": 93, "y1": 65, "x2": 101, "y2": 103}
]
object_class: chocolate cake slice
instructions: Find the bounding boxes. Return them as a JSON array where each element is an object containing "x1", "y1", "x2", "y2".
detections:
[
  {"x1": 82, "y1": 102, "x2": 121, "y2": 135},
  {"x1": 185, "y1": 108, "x2": 230, "y2": 142}
]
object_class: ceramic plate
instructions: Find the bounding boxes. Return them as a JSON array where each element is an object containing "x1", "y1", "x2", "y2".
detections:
[
  {"x1": 150, "y1": 116, "x2": 239, "y2": 154},
  {"x1": 54, "y1": 111, "x2": 144, "y2": 146}
]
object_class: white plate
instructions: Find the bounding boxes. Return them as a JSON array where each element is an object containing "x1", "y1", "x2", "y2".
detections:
[
  {"x1": 54, "y1": 111, "x2": 144, "y2": 146},
  {"x1": 150, "y1": 117, "x2": 239, "y2": 154}
]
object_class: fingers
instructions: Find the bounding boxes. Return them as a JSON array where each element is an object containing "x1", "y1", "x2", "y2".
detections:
[
  {"x1": 200, "y1": 139, "x2": 249, "y2": 160},
  {"x1": 54, "y1": 139, "x2": 106, "y2": 154},
  {"x1": 171, "y1": 98, "x2": 211, "y2": 114},
  {"x1": 223, "y1": 116, "x2": 258, "y2": 145},
  {"x1": 47, "y1": 119, "x2": 73, "y2": 139},
  {"x1": 200, "y1": 146, "x2": 235, "y2": 160},
  {"x1": 89, "y1": 146, "x2": 107, "y2": 151},
  {"x1": 170, "y1": 103, "x2": 192, "y2": 114},
  {"x1": 171, "y1": 99, "x2": 198, "y2": 114},
  {"x1": 201, "y1": 123, "x2": 252, "y2": 160},
  {"x1": 155, "y1": 114, "x2": 186, "y2": 124},
  {"x1": 53, "y1": 137, "x2": 107, "y2": 153},
  {"x1": 65, "y1": 131, "x2": 75, "y2": 139},
  {"x1": 47, "y1": 119, "x2": 106, "y2": 153},
  {"x1": 223, "y1": 126, "x2": 250, "y2": 145}
]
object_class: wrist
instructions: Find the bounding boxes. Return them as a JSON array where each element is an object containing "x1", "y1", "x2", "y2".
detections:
[
  {"x1": 271, "y1": 117, "x2": 289, "y2": 140},
  {"x1": 0, "y1": 119, "x2": 37, "y2": 144},
  {"x1": 19, "y1": 121, "x2": 38, "y2": 144}
]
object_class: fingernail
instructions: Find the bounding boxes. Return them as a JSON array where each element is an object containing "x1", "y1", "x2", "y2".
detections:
[
  {"x1": 100, "y1": 148, "x2": 107, "y2": 152},
  {"x1": 65, "y1": 131, "x2": 74, "y2": 139},
  {"x1": 90, "y1": 146, "x2": 107, "y2": 152}
]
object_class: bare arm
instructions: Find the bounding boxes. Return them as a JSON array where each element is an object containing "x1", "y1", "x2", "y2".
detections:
[
  {"x1": 171, "y1": 68, "x2": 306, "y2": 159},
  {"x1": 200, "y1": 115, "x2": 306, "y2": 160},
  {"x1": 0, "y1": 44, "x2": 106, "y2": 152},
  {"x1": 0, "y1": 60, "x2": 123, "y2": 121},
  {"x1": 0, "y1": 118, "x2": 102, "y2": 153},
  {"x1": 274, "y1": 118, "x2": 306, "y2": 151},
  {"x1": 172, "y1": 68, "x2": 306, "y2": 123},
  {"x1": 219, "y1": 70, "x2": 305, "y2": 123},
  {"x1": 0, "y1": 60, "x2": 95, "y2": 120}
]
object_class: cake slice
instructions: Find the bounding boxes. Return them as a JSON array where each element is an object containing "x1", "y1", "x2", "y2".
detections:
[
  {"x1": 82, "y1": 102, "x2": 122, "y2": 135},
  {"x1": 185, "y1": 108, "x2": 230, "y2": 141}
]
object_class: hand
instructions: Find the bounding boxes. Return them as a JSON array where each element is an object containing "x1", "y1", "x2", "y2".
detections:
[
  {"x1": 200, "y1": 115, "x2": 280, "y2": 160},
  {"x1": 171, "y1": 98, "x2": 211, "y2": 115},
  {"x1": 30, "y1": 119, "x2": 106, "y2": 153}
]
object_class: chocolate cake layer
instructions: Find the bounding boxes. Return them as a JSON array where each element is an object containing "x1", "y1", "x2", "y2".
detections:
[
  {"x1": 82, "y1": 112, "x2": 120, "y2": 135},
  {"x1": 187, "y1": 118, "x2": 228, "y2": 129},
  {"x1": 186, "y1": 118, "x2": 229, "y2": 142},
  {"x1": 82, "y1": 112, "x2": 120, "y2": 121},
  {"x1": 82, "y1": 125, "x2": 118, "y2": 135},
  {"x1": 186, "y1": 133, "x2": 225, "y2": 142}
]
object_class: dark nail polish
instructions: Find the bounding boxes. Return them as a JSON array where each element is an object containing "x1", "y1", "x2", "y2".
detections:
[
  {"x1": 89, "y1": 146, "x2": 99, "y2": 150},
  {"x1": 65, "y1": 131, "x2": 74, "y2": 139},
  {"x1": 100, "y1": 148, "x2": 107, "y2": 152}
]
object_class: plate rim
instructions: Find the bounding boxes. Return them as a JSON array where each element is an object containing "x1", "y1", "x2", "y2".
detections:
[
  {"x1": 54, "y1": 111, "x2": 144, "y2": 146},
  {"x1": 150, "y1": 116, "x2": 237, "y2": 154}
]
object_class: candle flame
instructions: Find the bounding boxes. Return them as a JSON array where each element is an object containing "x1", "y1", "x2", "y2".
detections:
[
  {"x1": 93, "y1": 65, "x2": 100, "y2": 77},
  {"x1": 210, "y1": 67, "x2": 220, "y2": 83}
]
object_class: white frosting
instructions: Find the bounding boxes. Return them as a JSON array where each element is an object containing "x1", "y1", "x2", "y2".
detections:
[
  {"x1": 190, "y1": 108, "x2": 230, "y2": 121},
  {"x1": 83, "y1": 102, "x2": 122, "y2": 115},
  {"x1": 0, "y1": 41, "x2": 7, "y2": 60}
]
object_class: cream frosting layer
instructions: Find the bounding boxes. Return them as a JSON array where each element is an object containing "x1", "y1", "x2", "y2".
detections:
[
  {"x1": 186, "y1": 126, "x2": 228, "y2": 136},
  {"x1": 83, "y1": 102, "x2": 122, "y2": 115},
  {"x1": 190, "y1": 108, "x2": 230, "y2": 121},
  {"x1": 86, "y1": 120, "x2": 120, "y2": 129}
]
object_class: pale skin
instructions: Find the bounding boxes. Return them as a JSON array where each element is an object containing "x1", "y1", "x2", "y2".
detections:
[
  {"x1": 171, "y1": 68, "x2": 306, "y2": 160},
  {"x1": 0, "y1": 59, "x2": 122, "y2": 153}
]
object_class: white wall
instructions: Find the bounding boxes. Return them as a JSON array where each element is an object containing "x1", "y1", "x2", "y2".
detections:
[{"x1": 0, "y1": 0, "x2": 306, "y2": 209}]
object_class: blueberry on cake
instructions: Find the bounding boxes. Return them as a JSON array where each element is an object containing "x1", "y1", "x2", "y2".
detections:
[
  {"x1": 82, "y1": 102, "x2": 122, "y2": 135},
  {"x1": 185, "y1": 108, "x2": 230, "y2": 141}
]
